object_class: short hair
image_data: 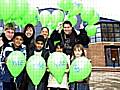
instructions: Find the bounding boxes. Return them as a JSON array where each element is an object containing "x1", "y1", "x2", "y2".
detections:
[
  {"x1": 4, "y1": 23, "x2": 15, "y2": 31},
  {"x1": 63, "y1": 21, "x2": 72, "y2": 27},
  {"x1": 55, "y1": 42, "x2": 64, "y2": 49},
  {"x1": 13, "y1": 32, "x2": 24, "y2": 39},
  {"x1": 35, "y1": 35, "x2": 45, "y2": 43}
]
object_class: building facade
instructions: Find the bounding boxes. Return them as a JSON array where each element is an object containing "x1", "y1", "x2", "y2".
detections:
[{"x1": 88, "y1": 17, "x2": 120, "y2": 67}]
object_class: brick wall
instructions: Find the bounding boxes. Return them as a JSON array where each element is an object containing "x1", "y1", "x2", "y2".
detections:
[{"x1": 86, "y1": 42, "x2": 120, "y2": 67}]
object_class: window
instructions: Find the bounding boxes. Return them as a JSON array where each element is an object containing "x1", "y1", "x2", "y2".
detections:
[
  {"x1": 91, "y1": 23, "x2": 120, "y2": 43},
  {"x1": 104, "y1": 46, "x2": 120, "y2": 67},
  {"x1": 101, "y1": 23, "x2": 120, "y2": 42}
]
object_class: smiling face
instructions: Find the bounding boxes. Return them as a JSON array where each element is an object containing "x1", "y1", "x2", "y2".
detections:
[
  {"x1": 13, "y1": 36, "x2": 24, "y2": 48},
  {"x1": 63, "y1": 24, "x2": 72, "y2": 35},
  {"x1": 35, "y1": 41, "x2": 44, "y2": 50},
  {"x1": 4, "y1": 29, "x2": 15, "y2": 40},
  {"x1": 40, "y1": 28, "x2": 49, "y2": 39},
  {"x1": 25, "y1": 27, "x2": 34, "y2": 38}
]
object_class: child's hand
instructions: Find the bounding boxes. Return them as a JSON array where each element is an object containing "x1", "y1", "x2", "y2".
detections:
[
  {"x1": 65, "y1": 69, "x2": 69, "y2": 73},
  {"x1": 0, "y1": 37, "x2": 3, "y2": 47},
  {"x1": 56, "y1": 22, "x2": 63, "y2": 33},
  {"x1": 46, "y1": 67, "x2": 50, "y2": 72}
]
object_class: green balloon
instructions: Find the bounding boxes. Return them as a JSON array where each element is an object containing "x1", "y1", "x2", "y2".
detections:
[
  {"x1": 39, "y1": 10, "x2": 51, "y2": 27},
  {"x1": 26, "y1": 55, "x2": 46, "y2": 86},
  {"x1": 68, "y1": 16, "x2": 77, "y2": 27},
  {"x1": 81, "y1": 8, "x2": 99, "y2": 25},
  {"x1": 23, "y1": 10, "x2": 38, "y2": 26},
  {"x1": 47, "y1": 23, "x2": 57, "y2": 36},
  {"x1": 51, "y1": 10, "x2": 64, "y2": 25},
  {"x1": 58, "y1": 0, "x2": 73, "y2": 12},
  {"x1": 88, "y1": 13, "x2": 100, "y2": 25},
  {"x1": 0, "y1": 0, "x2": 16, "y2": 20},
  {"x1": 69, "y1": 57, "x2": 92, "y2": 83},
  {"x1": 13, "y1": 0, "x2": 29, "y2": 19},
  {"x1": 47, "y1": 52, "x2": 68, "y2": 84},
  {"x1": 6, "y1": 51, "x2": 26, "y2": 78},
  {"x1": 85, "y1": 25, "x2": 97, "y2": 36},
  {"x1": 68, "y1": 4, "x2": 83, "y2": 17}
]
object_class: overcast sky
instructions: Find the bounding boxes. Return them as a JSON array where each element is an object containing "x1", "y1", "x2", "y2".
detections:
[{"x1": 29, "y1": 0, "x2": 120, "y2": 21}]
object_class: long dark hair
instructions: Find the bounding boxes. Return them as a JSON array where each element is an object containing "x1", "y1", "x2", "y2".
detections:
[
  {"x1": 23, "y1": 24, "x2": 35, "y2": 39},
  {"x1": 23, "y1": 24, "x2": 35, "y2": 45},
  {"x1": 40, "y1": 27, "x2": 49, "y2": 35}
]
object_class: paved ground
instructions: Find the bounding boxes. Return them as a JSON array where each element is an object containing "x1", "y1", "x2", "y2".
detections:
[{"x1": 89, "y1": 71, "x2": 120, "y2": 90}]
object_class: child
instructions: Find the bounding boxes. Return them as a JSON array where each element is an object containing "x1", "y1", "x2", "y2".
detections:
[
  {"x1": 27, "y1": 35, "x2": 49, "y2": 90},
  {"x1": 69, "y1": 44, "x2": 90, "y2": 90},
  {"x1": 1, "y1": 32, "x2": 26, "y2": 90},
  {"x1": 0, "y1": 22, "x2": 15, "y2": 54},
  {"x1": 48, "y1": 42, "x2": 70, "y2": 90}
]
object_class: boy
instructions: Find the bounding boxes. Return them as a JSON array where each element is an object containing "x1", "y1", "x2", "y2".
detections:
[
  {"x1": 1, "y1": 32, "x2": 26, "y2": 90},
  {"x1": 28, "y1": 35, "x2": 49, "y2": 90},
  {"x1": 0, "y1": 23, "x2": 15, "y2": 53}
]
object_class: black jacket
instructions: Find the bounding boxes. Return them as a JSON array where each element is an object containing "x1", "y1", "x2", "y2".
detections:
[
  {"x1": 50, "y1": 28, "x2": 90, "y2": 56},
  {"x1": 76, "y1": 29, "x2": 90, "y2": 48}
]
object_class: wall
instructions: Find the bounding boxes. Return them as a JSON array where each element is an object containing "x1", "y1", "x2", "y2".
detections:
[{"x1": 87, "y1": 42, "x2": 120, "y2": 67}]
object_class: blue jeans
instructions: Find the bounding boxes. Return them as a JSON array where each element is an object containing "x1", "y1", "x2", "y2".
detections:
[{"x1": 69, "y1": 82, "x2": 90, "y2": 90}]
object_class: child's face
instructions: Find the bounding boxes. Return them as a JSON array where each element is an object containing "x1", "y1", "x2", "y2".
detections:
[
  {"x1": 74, "y1": 48, "x2": 82, "y2": 58},
  {"x1": 13, "y1": 36, "x2": 23, "y2": 48},
  {"x1": 25, "y1": 27, "x2": 34, "y2": 38},
  {"x1": 4, "y1": 29, "x2": 14, "y2": 40},
  {"x1": 56, "y1": 46, "x2": 63, "y2": 52},
  {"x1": 35, "y1": 41, "x2": 44, "y2": 50}
]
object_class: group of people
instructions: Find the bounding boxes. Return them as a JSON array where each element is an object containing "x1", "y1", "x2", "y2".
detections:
[{"x1": 0, "y1": 20, "x2": 90, "y2": 90}]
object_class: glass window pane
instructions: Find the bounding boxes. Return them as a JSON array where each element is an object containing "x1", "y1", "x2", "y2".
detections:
[
  {"x1": 115, "y1": 33, "x2": 120, "y2": 37},
  {"x1": 96, "y1": 38, "x2": 101, "y2": 42},
  {"x1": 115, "y1": 38, "x2": 120, "y2": 42},
  {"x1": 114, "y1": 27, "x2": 120, "y2": 32}
]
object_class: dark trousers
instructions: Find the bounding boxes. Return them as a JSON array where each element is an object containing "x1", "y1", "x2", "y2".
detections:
[
  {"x1": 69, "y1": 82, "x2": 90, "y2": 90},
  {"x1": 28, "y1": 80, "x2": 48, "y2": 90},
  {"x1": 3, "y1": 82, "x2": 17, "y2": 90},
  {"x1": 50, "y1": 87, "x2": 67, "y2": 90},
  {"x1": 28, "y1": 72, "x2": 49, "y2": 90}
]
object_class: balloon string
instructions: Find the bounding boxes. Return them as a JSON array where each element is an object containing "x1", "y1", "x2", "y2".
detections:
[
  {"x1": 14, "y1": 78, "x2": 18, "y2": 90},
  {"x1": 14, "y1": 77, "x2": 16, "y2": 83},
  {"x1": 35, "y1": 85, "x2": 37, "y2": 90}
]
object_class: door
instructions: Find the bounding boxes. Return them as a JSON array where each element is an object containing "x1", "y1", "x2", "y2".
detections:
[{"x1": 104, "y1": 45, "x2": 120, "y2": 67}]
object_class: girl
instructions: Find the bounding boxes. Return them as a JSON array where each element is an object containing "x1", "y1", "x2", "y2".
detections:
[
  {"x1": 69, "y1": 44, "x2": 90, "y2": 90},
  {"x1": 48, "y1": 42, "x2": 70, "y2": 90}
]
